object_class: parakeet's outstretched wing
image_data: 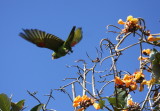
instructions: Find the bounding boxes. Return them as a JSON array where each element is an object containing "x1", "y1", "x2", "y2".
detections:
[
  {"x1": 19, "y1": 29, "x2": 65, "y2": 52},
  {"x1": 71, "y1": 27, "x2": 83, "y2": 47},
  {"x1": 64, "y1": 26, "x2": 83, "y2": 47},
  {"x1": 64, "y1": 26, "x2": 76, "y2": 47}
]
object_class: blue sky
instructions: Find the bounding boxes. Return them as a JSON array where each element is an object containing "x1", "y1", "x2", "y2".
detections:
[{"x1": 1, "y1": 0, "x2": 160, "y2": 110}]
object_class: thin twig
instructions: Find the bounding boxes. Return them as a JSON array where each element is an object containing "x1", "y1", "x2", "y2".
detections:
[
  {"x1": 44, "y1": 89, "x2": 54, "y2": 109},
  {"x1": 72, "y1": 83, "x2": 76, "y2": 100},
  {"x1": 27, "y1": 90, "x2": 41, "y2": 104},
  {"x1": 91, "y1": 64, "x2": 96, "y2": 96},
  {"x1": 141, "y1": 85, "x2": 153, "y2": 111},
  {"x1": 99, "y1": 80, "x2": 114, "y2": 94},
  {"x1": 77, "y1": 80, "x2": 96, "y2": 99}
]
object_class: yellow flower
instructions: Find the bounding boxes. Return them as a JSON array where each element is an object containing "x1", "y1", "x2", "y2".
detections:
[
  {"x1": 126, "y1": 15, "x2": 138, "y2": 24},
  {"x1": 77, "y1": 107, "x2": 84, "y2": 111},
  {"x1": 114, "y1": 76, "x2": 124, "y2": 85},
  {"x1": 154, "y1": 37, "x2": 160, "y2": 41},
  {"x1": 123, "y1": 74, "x2": 133, "y2": 80},
  {"x1": 73, "y1": 103, "x2": 79, "y2": 107},
  {"x1": 142, "y1": 49, "x2": 151, "y2": 55},
  {"x1": 134, "y1": 71, "x2": 144, "y2": 80},
  {"x1": 123, "y1": 79, "x2": 132, "y2": 87},
  {"x1": 139, "y1": 83, "x2": 144, "y2": 92},
  {"x1": 120, "y1": 15, "x2": 140, "y2": 33},
  {"x1": 138, "y1": 56, "x2": 148, "y2": 61},
  {"x1": 127, "y1": 15, "x2": 133, "y2": 21},
  {"x1": 73, "y1": 95, "x2": 82, "y2": 107},
  {"x1": 118, "y1": 19, "x2": 125, "y2": 24},
  {"x1": 146, "y1": 78, "x2": 156, "y2": 86},
  {"x1": 73, "y1": 95, "x2": 82, "y2": 103},
  {"x1": 81, "y1": 95, "x2": 90, "y2": 101},
  {"x1": 132, "y1": 18, "x2": 139, "y2": 24},
  {"x1": 130, "y1": 83, "x2": 137, "y2": 90},
  {"x1": 93, "y1": 103, "x2": 101, "y2": 110},
  {"x1": 134, "y1": 73, "x2": 141, "y2": 80},
  {"x1": 147, "y1": 35, "x2": 160, "y2": 41},
  {"x1": 140, "y1": 78, "x2": 155, "y2": 90},
  {"x1": 127, "y1": 99, "x2": 134, "y2": 106},
  {"x1": 141, "y1": 80, "x2": 147, "y2": 85},
  {"x1": 73, "y1": 95, "x2": 95, "y2": 109},
  {"x1": 147, "y1": 35, "x2": 156, "y2": 41},
  {"x1": 139, "y1": 78, "x2": 155, "y2": 91}
]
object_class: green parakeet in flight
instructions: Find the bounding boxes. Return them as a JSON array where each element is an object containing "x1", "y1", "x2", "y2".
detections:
[
  {"x1": 149, "y1": 48, "x2": 160, "y2": 82},
  {"x1": 19, "y1": 26, "x2": 83, "y2": 59}
]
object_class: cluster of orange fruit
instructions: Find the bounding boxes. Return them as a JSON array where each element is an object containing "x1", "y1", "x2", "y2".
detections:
[
  {"x1": 73, "y1": 95, "x2": 101, "y2": 111},
  {"x1": 114, "y1": 71, "x2": 155, "y2": 92}
]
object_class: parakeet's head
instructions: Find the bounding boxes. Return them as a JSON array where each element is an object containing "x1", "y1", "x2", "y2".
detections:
[{"x1": 52, "y1": 53, "x2": 59, "y2": 60}]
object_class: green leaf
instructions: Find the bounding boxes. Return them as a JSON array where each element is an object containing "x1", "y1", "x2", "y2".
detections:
[
  {"x1": 149, "y1": 49, "x2": 160, "y2": 81},
  {"x1": 154, "y1": 106, "x2": 160, "y2": 111},
  {"x1": 98, "y1": 100, "x2": 105, "y2": 109},
  {"x1": 107, "y1": 97, "x2": 117, "y2": 106},
  {"x1": 107, "y1": 88, "x2": 128, "y2": 109},
  {"x1": 106, "y1": 97, "x2": 121, "y2": 111},
  {"x1": 116, "y1": 88, "x2": 128, "y2": 108},
  {"x1": 11, "y1": 100, "x2": 25, "y2": 111},
  {"x1": 30, "y1": 104, "x2": 44, "y2": 111},
  {"x1": 0, "y1": 93, "x2": 11, "y2": 111},
  {"x1": 153, "y1": 41, "x2": 158, "y2": 44}
]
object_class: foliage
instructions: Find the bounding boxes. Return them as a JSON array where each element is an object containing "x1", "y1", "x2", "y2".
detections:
[{"x1": 0, "y1": 93, "x2": 25, "y2": 111}]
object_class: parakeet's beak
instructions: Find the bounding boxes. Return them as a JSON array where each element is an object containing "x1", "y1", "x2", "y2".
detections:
[
  {"x1": 52, "y1": 56, "x2": 57, "y2": 60},
  {"x1": 52, "y1": 55, "x2": 58, "y2": 60},
  {"x1": 52, "y1": 56, "x2": 55, "y2": 60},
  {"x1": 52, "y1": 53, "x2": 57, "y2": 60}
]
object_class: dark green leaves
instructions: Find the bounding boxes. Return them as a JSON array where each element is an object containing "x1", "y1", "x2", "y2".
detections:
[
  {"x1": 11, "y1": 100, "x2": 25, "y2": 111},
  {"x1": 98, "y1": 100, "x2": 105, "y2": 109},
  {"x1": 107, "y1": 88, "x2": 128, "y2": 109},
  {"x1": 30, "y1": 104, "x2": 44, "y2": 111},
  {"x1": 0, "y1": 93, "x2": 25, "y2": 111},
  {"x1": 0, "y1": 93, "x2": 11, "y2": 111}
]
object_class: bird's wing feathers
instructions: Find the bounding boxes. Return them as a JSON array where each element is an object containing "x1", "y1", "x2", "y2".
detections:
[
  {"x1": 64, "y1": 26, "x2": 83, "y2": 47},
  {"x1": 19, "y1": 29, "x2": 64, "y2": 52},
  {"x1": 71, "y1": 27, "x2": 83, "y2": 47},
  {"x1": 64, "y1": 26, "x2": 76, "y2": 47}
]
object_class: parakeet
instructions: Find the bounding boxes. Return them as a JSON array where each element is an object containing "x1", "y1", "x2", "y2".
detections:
[
  {"x1": 19, "y1": 26, "x2": 83, "y2": 59},
  {"x1": 149, "y1": 48, "x2": 160, "y2": 82}
]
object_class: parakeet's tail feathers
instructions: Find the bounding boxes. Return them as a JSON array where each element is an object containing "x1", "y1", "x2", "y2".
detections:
[
  {"x1": 71, "y1": 27, "x2": 83, "y2": 47},
  {"x1": 19, "y1": 29, "x2": 65, "y2": 52}
]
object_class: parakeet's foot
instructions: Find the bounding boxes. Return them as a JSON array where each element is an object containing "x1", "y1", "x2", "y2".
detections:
[{"x1": 70, "y1": 49, "x2": 73, "y2": 53}]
